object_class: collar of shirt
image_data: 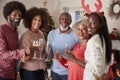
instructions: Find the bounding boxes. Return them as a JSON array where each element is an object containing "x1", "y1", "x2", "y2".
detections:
[
  {"x1": 6, "y1": 22, "x2": 17, "y2": 31},
  {"x1": 58, "y1": 27, "x2": 71, "y2": 34}
]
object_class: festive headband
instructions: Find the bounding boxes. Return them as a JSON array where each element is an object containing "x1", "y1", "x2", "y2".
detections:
[{"x1": 84, "y1": 11, "x2": 104, "y2": 17}]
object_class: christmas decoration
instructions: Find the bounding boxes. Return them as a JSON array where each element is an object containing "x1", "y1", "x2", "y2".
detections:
[
  {"x1": 40, "y1": 0, "x2": 55, "y2": 40},
  {"x1": 39, "y1": 8, "x2": 55, "y2": 40},
  {"x1": 109, "y1": 28, "x2": 120, "y2": 40}
]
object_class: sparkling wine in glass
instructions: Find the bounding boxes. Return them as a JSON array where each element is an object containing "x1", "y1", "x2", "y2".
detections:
[
  {"x1": 38, "y1": 38, "x2": 44, "y2": 60},
  {"x1": 46, "y1": 42, "x2": 51, "y2": 53},
  {"x1": 32, "y1": 40, "x2": 38, "y2": 59},
  {"x1": 46, "y1": 42, "x2": 51, "y2": 61},
  {"x1": 65, "y1": 43, "x2": 70, "y2": 53},
  {"x1": 54, "y1": 49, "x2": 61, "y2": 60}
]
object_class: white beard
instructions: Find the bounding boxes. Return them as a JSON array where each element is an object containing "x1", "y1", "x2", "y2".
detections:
[{"x1": 60, "y1": 25, "x2": 69, "y2": 31}]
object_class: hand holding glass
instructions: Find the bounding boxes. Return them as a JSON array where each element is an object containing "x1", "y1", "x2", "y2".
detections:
[
  {"x1": 32, "y1": 38, "x2": 44, "y2": 59},
  {"x1": 54, "y1": 49, "x2": 62, "y2": 61},
  {"x1": 46, "y1": 42, "x2": 51, "y2": 61}
]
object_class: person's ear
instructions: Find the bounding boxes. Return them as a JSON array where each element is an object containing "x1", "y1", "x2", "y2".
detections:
[
  {"x1": 7, "y1": 15, "x2": 10, "y2": 20},
  {"x1": 68, "y1": 19, "x2": 72, "y2": 25}
]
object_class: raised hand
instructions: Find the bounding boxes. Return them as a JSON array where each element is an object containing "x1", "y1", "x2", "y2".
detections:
[
  {"x1": 21, "y1": 47, "x2": 33, "y2": 62},
  {"x1": 21, "y1": 54, "x2": 32, "y2": 62},
  {"x1": 54, "y1": 49, "x2": 62, "y2": 61}
]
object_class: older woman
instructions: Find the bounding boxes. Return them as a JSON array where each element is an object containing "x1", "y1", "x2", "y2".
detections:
[{"x1": 67, "y1": 19, "x2": 89, "y2": 80}]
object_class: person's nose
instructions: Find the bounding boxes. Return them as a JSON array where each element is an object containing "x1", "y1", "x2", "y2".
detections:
[{"x1": 88, "y1": 23, "x2": 91, "y2": 28}]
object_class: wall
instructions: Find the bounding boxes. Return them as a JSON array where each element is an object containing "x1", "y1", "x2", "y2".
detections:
[
  {"x1": 0, "y1": 0, "x2": 56, "y2": 38},
  {"x1": 0, "y1": 0, "x2": 120, "y2": 38}
]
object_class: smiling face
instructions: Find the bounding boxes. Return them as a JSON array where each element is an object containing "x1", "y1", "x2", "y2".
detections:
[
  {"x1": 88, "y1": 15, "x2": 101, "y2": 36},
  {"x1": 8, "y1": 10, "x2": 22, "y2": 28},
  {"x1": 59, "y1": 13, "x2": 71, "y2": 28},
  {"x1": 76, "y1": 23, "x2": 88, "y2": 40},
  {"x1": 31, "y1": 15, "x2": 42, "y2": 32}
]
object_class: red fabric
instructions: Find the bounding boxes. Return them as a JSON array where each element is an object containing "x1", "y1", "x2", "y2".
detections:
[
  {"x1": 108, "y1": 50, "x2": 114, "y2": 80},
  {"x1": 68, "y1": 43, "x2": 86, "y2": 80},
  {"x1": 109, "y1": 33, "x2": 115, "y2": 39},
  {"x1": 108, "y1": 66, "x2": 114, "y2": 80},
  {"x1": 0, "y1": 23, "x2": 25, "y2": 79},
  {"x1": 59, "y1": 57, "x2": 68, "y2": 68}
]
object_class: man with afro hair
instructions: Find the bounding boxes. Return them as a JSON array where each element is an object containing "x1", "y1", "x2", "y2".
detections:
[{"x1": 0, "y1": 1, "x2": 32, "y2": 80}]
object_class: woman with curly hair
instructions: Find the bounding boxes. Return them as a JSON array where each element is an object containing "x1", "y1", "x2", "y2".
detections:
[
  {"x1": 19, "y1": 7, "x2": 48, "y2": 80},
  {"x1": 0, "y1": 1, "x2": 32, "y2": 80}
]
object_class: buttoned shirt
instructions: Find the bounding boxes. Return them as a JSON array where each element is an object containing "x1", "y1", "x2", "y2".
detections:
[{"x1": 0, "y1": 22, "x2": 25, "y2": 79}]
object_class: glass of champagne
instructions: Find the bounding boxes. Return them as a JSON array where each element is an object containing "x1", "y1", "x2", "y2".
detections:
[
  {"x1": 54, "y1": 49, "x2": 61, "y2": 61},
  {"x1": 64, "y1": 43, "x2": 71, "y2": 66},
  {"x1": 46, "y1": 42, "x2": 51, "y2": 53},
  {"x1": 65, "y1": 43, "x2": 70, "y2": 53},
  {"x1": 38, "y1": 38, "x2": 44, "y2": 60},
  {"x1": 46, "y1": 42, "x2": 51, "y2": 61},
  {"x1": 54, "y1": 49, "x2": 61, "y2": 69},
  {"x1": 32, "y1": 40, "x2": 39, "y2": 59}
]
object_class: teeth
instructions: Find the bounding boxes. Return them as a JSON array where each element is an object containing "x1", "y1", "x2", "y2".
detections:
[
  {"x1": 15, "y1": 20, "x2": 19, "y2": 22},
  {"x1": 87, "y1": 28, "x2": 91, "y2": 31}
]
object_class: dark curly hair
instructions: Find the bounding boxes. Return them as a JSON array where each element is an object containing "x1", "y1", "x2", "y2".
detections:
[
  {"x1": 23, "y1": 7, "x2": 48, "y2": 29},
  {"x1": 39, "y1": 8, "x2": 49, "y2": 29},
  {"x1": 3, "y1": 1, "x2": 26, "y2": 20}
]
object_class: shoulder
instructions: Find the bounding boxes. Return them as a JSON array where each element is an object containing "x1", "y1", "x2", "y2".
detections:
[
  {"x1": 38, "y1": 30, "x2": 45, "y2": 38},
  {"x1": 88, "y1": 34, "x2": 102, "y2": 47},
  {"x1": 0, "y1": 24, "x2": 8, "y2": 31},
  {"x1": 21, "y1": 30, "x2": 30, "y2": 38},
  {"x1": 89, "y1": 34, "x2": 101, "y2": 43},
  {"x1": 38, "y1": 30, "x2": 44, "y2": 35},
  {"x1": 48, "y1": 28, "x2": 58, "y2": 35},
  {"x1": 50, "y1": 28, "x2": 58, "y2": 33},
  {"x1": 69, "y1": 28, "x2": 77, "y2": 36},
  {"x1": 20, "y1": 30, "x2": 32, "y2": 43},
  {"x1": 69, "y1": 28, "x2": 80, "y2": 41}
]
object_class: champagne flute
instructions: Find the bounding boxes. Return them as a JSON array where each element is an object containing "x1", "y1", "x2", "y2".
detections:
[
  {"x1": 64, "y1": 43, "x2": 71, "y2": 66},
  {"x1": 54, "y1": 49, "x2": 61, "y2": 61},
  {"x1": 39, "y1": 38, "x2": 44, "y2": 60},
  {"x1": 46, "y1": 42, "x2": 51, "y2": 61},
  {"x1": 54, "y1": 49, "x2": 61, "y2": 69},
  {"x1": 32, "y1": 40, "x2": 38, "y2": 59},
  {"x1": 46, "y1": 42, "x2": 51, "y2": 53},
  {"x1": 65, "y1": 43, "x2": 70, "y2": 53}
]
